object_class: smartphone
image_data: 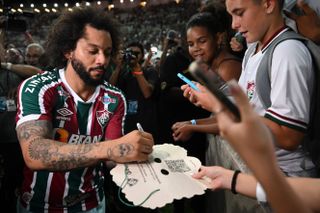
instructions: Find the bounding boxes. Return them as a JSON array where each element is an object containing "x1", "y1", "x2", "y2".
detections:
[
  {"x1": 234, "y1": 32, "x2": 244, "y2": 44},
  {"x1": 188, "y1": 61, "x2": 240, "y2": 119},
  {"x1": 177, "y1": 73, "x2": 200, "y2": 91}
]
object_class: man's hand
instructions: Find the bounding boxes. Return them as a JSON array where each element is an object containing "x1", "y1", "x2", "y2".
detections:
[
  {"x1": 285, "y1": 1, "x2": 320, "y2": 44},
  {"x1": 107, "y1": 130, "x2": 154, "y2": 163}
]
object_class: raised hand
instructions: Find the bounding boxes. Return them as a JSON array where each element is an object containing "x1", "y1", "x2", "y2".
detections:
[{"x1": 284, "y1": 0, "x2": 320, "y2": 44}]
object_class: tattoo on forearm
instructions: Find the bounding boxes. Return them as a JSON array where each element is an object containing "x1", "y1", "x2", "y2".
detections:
[
  {"x1": 28, "y1": 137, "x2": 99, "y2": 171},
  {"x1": 17, "y1": 120, "x2": 101, "y2": 171},
  {"x1": 107, "y1": 144, "x2": 134, "y2": 160}
]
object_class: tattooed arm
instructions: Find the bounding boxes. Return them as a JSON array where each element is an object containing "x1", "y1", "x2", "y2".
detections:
[{"x1": 17, "y1": 120, "x2": 154, "y2": 171}]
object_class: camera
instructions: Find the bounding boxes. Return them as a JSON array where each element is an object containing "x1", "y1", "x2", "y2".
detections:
[{"x1": 122, "y1": 48, "x2": 137, "y2": 63}]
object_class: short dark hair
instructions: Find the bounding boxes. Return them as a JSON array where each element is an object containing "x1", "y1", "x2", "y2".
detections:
[
  {"x1": 198, "y1": 2, "x2": 233, "y2": 39},
  {"x1": 186, "y1": 11, "x2": 230, "y2": 40},
  {"x1": 45, "y1": 7, "x2": 121, "y2": 68},
  {"x1": 127, "y1": 41, "x2": 144, "y2": 57},
  {"x1": 252, "y1": 0, "x2": 284, "y2": 10}
]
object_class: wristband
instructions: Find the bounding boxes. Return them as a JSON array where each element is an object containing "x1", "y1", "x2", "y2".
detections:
[
  {"x1": 256, "y1": 182, "x2": 267, "y2": 202},
  {"x1": 2, "y1": 62, "x2": 12, "y2": 70},
  {"x1": 190, "y1": 119, "x2": 197, "y2": 125},
  {"x1": 231, "y1": 170, "x2": 241, "y2": 194},
  {"x1": 132, "y1": 71, "x2": 143, "y2": 75}
]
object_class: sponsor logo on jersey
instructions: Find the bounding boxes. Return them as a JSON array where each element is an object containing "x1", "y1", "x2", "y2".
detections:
[
  {"x1": 54, "y1": 128, "x2": 70, "y2": 143},
  {"x1": 25, "y1": 74, "x2": 55, "y2": 93},
  {"x1": 102, "y1": 93, "x2": 116, "y2": 110},
  {"x1": 57, "y1": 108, "x2": 73, "y2": 117},
  {"x1": 56, "y1": 108, "x2": 73, "y2": 121},
  {"x1": 53, "y1": 128, "x2": 102, "y2": 144},
  {"x1": 68, "y1": 134, "x2": 102, "y2": 144}
]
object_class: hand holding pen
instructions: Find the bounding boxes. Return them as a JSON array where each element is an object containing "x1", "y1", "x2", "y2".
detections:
[
  {"x1": 136, "y1": 123, "x2": 154, "y2": 157},
  {"x1": 137, "y1": 123, "x2": 144, "y2": 132},
  {"x1": 109, "y1": 123, "x2": 154, "y2": 163}
]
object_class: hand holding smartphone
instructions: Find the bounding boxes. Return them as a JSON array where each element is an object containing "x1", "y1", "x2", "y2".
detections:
[
  {"x1": 188, "y1": 61, "x2": 240, "y2": 120},
  {"x1": 177, "y1": 73, "x2": 200, "y2": 91}
]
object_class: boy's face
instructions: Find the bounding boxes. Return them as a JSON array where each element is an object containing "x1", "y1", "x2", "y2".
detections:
[{"x1": 226, "y1": 0, "x2": 271, "y2": 44}]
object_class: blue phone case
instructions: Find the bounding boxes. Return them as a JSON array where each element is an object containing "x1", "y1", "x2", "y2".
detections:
[{"x1": 177, "y1": 73, "x2": 200, "y2": 91}]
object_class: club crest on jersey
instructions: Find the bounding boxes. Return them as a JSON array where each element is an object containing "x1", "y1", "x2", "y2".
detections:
[
  {"x1": 96, "y1": 110, "x2": 112, "y2": 128},
  {"x1": 246, "y1": 81, "x2": 255, "y2": 100}
]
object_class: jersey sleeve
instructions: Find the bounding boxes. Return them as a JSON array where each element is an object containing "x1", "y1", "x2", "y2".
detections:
[
  {"x1": 105, "y1": 91, "x2": 126, "y2": 139},
  {"x1": 265, "y1": 40, "x2": 314, "y2": 132},
  {"x1": 16, "y1": 74, "x2": 57, "y2": 127}
]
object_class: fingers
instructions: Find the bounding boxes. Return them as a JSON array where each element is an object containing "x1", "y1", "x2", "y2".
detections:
[
  {"x1": 192, "y1": 166, "x2": 207, "y2": 179},
  {"x1": 230, "y1": 37, "x2": 244, "y2": 52},
  {"x1": 172, "y1": 122, "x2": 183, "y2": 131},
  {"x1": 227, "y1": 80, "x2": 253, "y2": 120},
  {"x1": 133, "y1": 130, "x2": 154, "y2": 154},
  {"x1": 134, "y1": 132, "x2": 154, "y2": 161},
  {"x1": 284, "y1": 1, "x2": 316, "y2": 20},
  {"x1": 139, "y1": 130, "x2": 154, "y2": 141},
  {"x1": 141, "y1": 144, "x2": 153, "y2": 155},
  {"x1": 172, "y1": 130, "x2": 181, "y2": 141},
  {"x1": 297, "y1": 0, "x2": 316, "y2": 15}
]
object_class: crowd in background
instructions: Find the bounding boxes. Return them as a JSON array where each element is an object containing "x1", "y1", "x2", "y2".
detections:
[
  {"x1": 5, "y1": 1, "x2": 199, "y2": 53},
  {"x1": 1, "y1": 0, "x2": 320, "y2": 212}
]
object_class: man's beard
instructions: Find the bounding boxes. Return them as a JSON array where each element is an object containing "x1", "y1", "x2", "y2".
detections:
[{"x1": 71, "y1": 57, "x2": 106, "y2": 87}]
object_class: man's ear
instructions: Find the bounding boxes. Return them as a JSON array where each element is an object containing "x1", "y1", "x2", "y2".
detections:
[
  {"x1": 264, "y1": 0, "x2": 277, "y2": 14},
  {"x1": 64, "y1": 51, "x2": 73, "y2": 60}
]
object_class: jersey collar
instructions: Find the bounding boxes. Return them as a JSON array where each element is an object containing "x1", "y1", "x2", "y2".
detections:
[{"x1": 261, "y1": 26, "x2": 290, "y2": 53}]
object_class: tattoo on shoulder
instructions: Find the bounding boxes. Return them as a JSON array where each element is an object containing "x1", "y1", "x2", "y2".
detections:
[
  {"x1": 17, "y1": 120, "x2": 52, "y2": 141},
  {"x1": 107, "y1": 144, "x2": 134, "y2": 159}
]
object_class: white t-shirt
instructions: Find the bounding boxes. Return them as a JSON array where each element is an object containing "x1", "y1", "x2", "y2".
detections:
[{"x1": 239, "y1": 28, "x2": 315, "y2": 175}]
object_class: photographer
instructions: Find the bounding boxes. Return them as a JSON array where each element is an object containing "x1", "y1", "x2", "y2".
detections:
[
  {"x1": 105, "y1": 42, "x2": 159, "y2": 212},
  {"x1": 108, "y1": 41, "x2": 159, "y2": 138}
]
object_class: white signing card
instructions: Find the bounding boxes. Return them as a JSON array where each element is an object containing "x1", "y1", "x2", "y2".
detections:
[{"x1": 110, "y1": 144, "x2": 209, "y2": 209}]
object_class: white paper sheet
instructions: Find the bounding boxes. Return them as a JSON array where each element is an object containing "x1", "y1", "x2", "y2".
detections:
[{"x1": 110, "y1": 144, "x2": 209, "y2": 209}]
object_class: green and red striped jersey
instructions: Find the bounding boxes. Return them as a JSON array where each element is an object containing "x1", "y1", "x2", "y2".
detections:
[{"x1": 16, "y1": 69, "x2": 126, "y2": 212}]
